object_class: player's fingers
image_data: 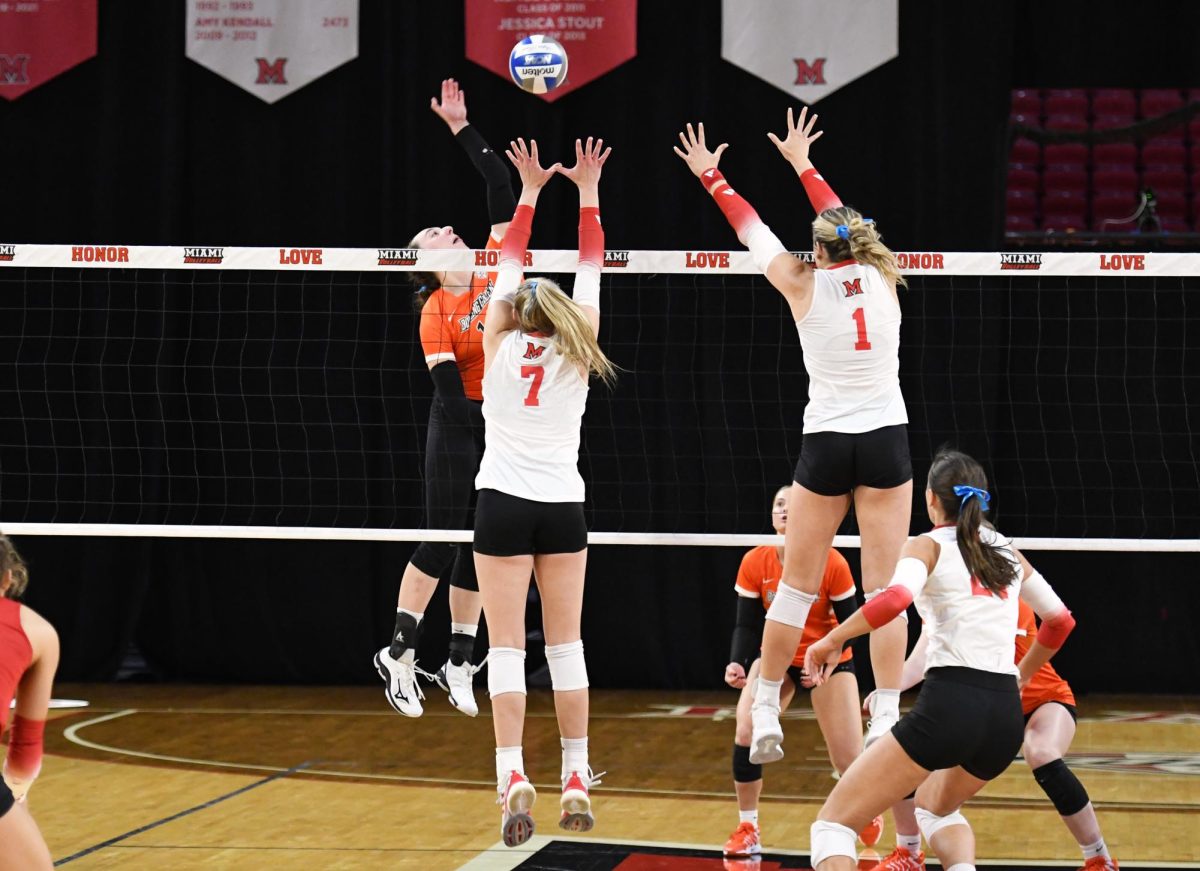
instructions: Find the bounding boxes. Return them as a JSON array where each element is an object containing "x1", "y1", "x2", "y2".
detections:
[
  {"x1": 698, "y1": 121, "x2": 707, "y2": 146},
  {"x1": 767, "y1": 132, "x2": 782, "y2": 147},
  {"x1": 672, "y1": 145, "x2": 688, "y2": 160},
  {"x1": 593, "y1": 137, "x2": 603, "y2": 157},
  {"x1": 788, "y1": 106, "x2": 796, "y2": 132},
  {"x1": 598, "y1": 146, "x2": 612, "y2": 165},
  {"x1": 808, "y1": 130, "x2": 824, "y2": 144},
  {"x1": 714, "y1": 142, "x2": 729, "y2": 159},
  {"x1": 805, "y1": 112, "x2": 819, "y2": 135},
  {"x1": 686, "y1": 122, "x2": 697, "y2": 146},
  {"x1": 678, "y1": 130, "x2": 692, "y2": 151}
]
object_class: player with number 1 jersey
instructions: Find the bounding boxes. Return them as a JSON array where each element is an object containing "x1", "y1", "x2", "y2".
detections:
[{"x1": 675, "y1": 108, "x2": 913, "y2": 770}]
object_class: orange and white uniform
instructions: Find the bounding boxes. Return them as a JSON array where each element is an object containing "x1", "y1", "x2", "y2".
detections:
[
  {"x1": 419, "y1": 234, "x2": 502, "y2": 399},
  {"x1": 1015, "y1": 598, "x2": 1075, "y2": 714},
  {"x1": 735, "y1": 546, "x2": 856, "y2": 666}
]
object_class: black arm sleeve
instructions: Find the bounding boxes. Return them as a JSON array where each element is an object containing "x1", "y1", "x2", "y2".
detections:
[
  {"x1": 831, "y1": 593, "x2": 859, "y2": 653},
  {"x1": 730, "y1": 595, "x2": 766, "y2": 670},
  {"x1": 455, "y1": 124, "x2": 517, "y2": 225},
  {"x1": 429, "y1": 361, "x2": 482, "y2": 428}
]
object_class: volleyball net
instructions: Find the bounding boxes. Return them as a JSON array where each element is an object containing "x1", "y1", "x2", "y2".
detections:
[{"x1": 0, "y1": 245, "x2": 1197, "y2": 551}]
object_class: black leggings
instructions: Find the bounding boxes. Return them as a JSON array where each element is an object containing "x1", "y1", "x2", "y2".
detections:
[{"x1": 410, "y1": 398, "x2": 484, "y2": 590}]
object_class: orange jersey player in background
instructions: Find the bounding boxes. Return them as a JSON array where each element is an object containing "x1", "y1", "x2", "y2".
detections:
[
  {"x1": 868, "y1": 601, "x2": 1116, "y2": 871},
  {"x1": 722, "y1": 485, "x2": 883, "y2": 859}
]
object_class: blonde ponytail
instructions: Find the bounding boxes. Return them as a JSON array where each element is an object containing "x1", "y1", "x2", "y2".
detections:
[
  {"x1": 812, "y1": 206, "x2": 906, "y2": 288},
  {"x1": 513, "y1": 278, "x2": 617, "y2": 385}
]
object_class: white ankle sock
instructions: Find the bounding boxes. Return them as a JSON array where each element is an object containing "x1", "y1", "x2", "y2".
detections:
[
  {"x1": 871, "y1": 688, "x2": 901, "y2": 720},
  {"x1": 898, "y1": 832, "x2": 922, "y2": 855},
  {"x1": 753, "y1": 676, "x2": 783, "y2": 709},
  {"x1": 1081, "y1": 838, "x2": 1111, "y2": 861},
  {"x1": 496, "y1": 746, "x2": 524, "y2": 781},
  {"x1": 561, "y1": 736, "x2": 588, "y2": 781},
  {"x1": 451, "y1": 622, "x2": 478, "y2": 637},
  {"x1": 739, "y1": 809, "x2": 759, "y2": 827}
]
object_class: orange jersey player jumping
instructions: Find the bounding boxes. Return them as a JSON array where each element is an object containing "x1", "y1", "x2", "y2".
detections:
[
  {"x1": 869, "y1": 602, "x2": 1115, "y2": 871},
  {"x1": 721, "y1": 485, "x2": 883, "y2": 859}
]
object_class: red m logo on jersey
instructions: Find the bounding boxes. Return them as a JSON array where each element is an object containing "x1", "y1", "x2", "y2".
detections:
[
  {"x1": 794, "y1": 58, "x2": 827, "y2": 86},
  {"x1": 255, "y1": 58, "x2": 288, "y2": 85},
  {"x1": 0, "y1": 54, "x2": 30, "y2": 85},
  {"x1": 522, "y1": 342, "x2": 546, "y2": 360},
  {"x1": 842, "y1": 278, "x2": 863, "y2": 298}
]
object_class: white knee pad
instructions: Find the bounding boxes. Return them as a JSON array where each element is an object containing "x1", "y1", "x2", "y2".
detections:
[
  {"x1": 864, "y1": 586, "x2": 908, "y2": 622},
  {"x1": 916, "y1": 806, "x2": 970, "y2": 842},
  {"x1": 765, "y1": 583, "x2": 817, "y2": 629},
  {"x1": 487, "y1": 647, "x2": 527, "y2": 698},
  {"x1": 810, "y1": 820, "x2": 858, "y2": 867},
  {"x1": 545, "y1": 640, "x2": 589, "y2": 691}
]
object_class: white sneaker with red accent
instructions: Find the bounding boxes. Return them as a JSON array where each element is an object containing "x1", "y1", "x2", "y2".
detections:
[
  {"x1": 497, "y1": 770, "x2": 536, "y2": 847},
  {"x1": 559, "y1": 768, "x2": 602, "y2": 832}
]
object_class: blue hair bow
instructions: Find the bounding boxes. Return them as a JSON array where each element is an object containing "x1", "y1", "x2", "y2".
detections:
[
  {"x1": 836, "y1": 224, "x2": 851, "y2": 240},
  {"x1": 952, "y1": 485, "x2": 990, "y2": 511}
]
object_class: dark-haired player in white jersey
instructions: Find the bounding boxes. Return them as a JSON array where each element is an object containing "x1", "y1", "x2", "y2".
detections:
[
  {"x1": 473, "y1": 136, "x2": 615, "y2": 848},
  {"x1": 801, "y1": 449, "x2": 1077, "y2": 871},
  {"x1": 675, "y1": 108, "x2": 912, "y2": 765}
]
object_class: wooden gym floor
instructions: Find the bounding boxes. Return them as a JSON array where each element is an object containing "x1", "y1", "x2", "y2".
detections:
[{"x1": 20, "y1": 684, "x2": 1200, "y2": 869}]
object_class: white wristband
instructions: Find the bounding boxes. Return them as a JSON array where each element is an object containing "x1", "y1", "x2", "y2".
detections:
[
  {"x1": 744, "y1": 222, "x2": 788, "y2": 273},
  {"x1": 573, "y1": 262, "x2": 601, "y2": 311},
  {"x1": 491, "y1": 262, "x2": 521, "y2": 306}
]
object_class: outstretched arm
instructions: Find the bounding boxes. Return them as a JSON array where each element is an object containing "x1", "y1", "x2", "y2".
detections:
[
  {"x1": 674, "y1": 122, "x2": 812, "y2": 317},
  {"x1": 767, "y1": 106, "x2": 843, "y2": 214},
  {"x1": 1013, "y1": 548, "x2": 1076, "y2": 685},
  {"x1": 4, "y1": 607, "x2": 58, "y2": 802},
  {"x1": 558, "y1": 137, "x2": 611, "y2": 335},
  {"x1": 431, "y1": 78, "x2": 517, "y2": 238},
  {"x1": 482, "y1": 139, "x2": 560, "y2": 364}
]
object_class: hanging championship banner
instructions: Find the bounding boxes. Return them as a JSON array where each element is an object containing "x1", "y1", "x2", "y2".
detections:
[
  {"x1": 465, "y1": 0, "x2": 636, "y2": 103},
  {"x1": 185, "y1": 0, "x2": 358, "y2": 104},
  {"x1": 722, "y1": 0, "x2": 897, "y2": 103},
  {"x1": 0, "y1": 0, "x2": 97, "y2": 101}
]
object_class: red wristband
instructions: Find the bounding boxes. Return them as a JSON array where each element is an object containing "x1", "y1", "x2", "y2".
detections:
[
  {"x1": 6, "y1": 714, "x2": 44, "y2": 779},
  {"x1": 500, "y1": 204, "x2": 534, "y2": 265},
  {"x1": 1036, "y1": 609, "x2": 1076, "y2": 650},
  {"x1": 800, "y1": 168, "x2": 843, "y2": 214},
  {"x1": 578, "y1": 207, "x2": 603, "y2": 268},
  {"x1": 861, "y1": 585, "x2": 914, "y2": 629},
  {"x1": 700, "y1": 169, "x2": 763, "y2": 240}
]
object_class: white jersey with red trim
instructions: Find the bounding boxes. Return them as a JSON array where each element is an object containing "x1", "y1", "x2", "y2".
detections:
[
  {"x1": 915, "y1": 525, "x2": 1021, "y2": 676},
  {"x1": 796, "y1": 261, "x2": 907, "y2": 434},
  {"x1": 475, "y1": 330, "x2": 589, "y2": 503}
]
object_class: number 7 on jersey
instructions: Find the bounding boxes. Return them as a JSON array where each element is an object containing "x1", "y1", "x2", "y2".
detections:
[{"x1": 520, "y1": 365, "x2": 545, "y2": 406}]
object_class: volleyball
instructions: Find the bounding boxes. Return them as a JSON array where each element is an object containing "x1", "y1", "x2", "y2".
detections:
[{"x1": 508, "y1": 35, "x2": 568, "y2": 94}]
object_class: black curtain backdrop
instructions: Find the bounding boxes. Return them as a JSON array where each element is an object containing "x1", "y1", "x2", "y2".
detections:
[{"x1": 2, "y1": 1, "x2": 1199, "y2": 692}]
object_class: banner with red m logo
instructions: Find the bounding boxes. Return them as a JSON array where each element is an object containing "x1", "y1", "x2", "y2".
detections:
[
  {"x1": 185, "y1": 0, "x2": 358, "y2": 104},
  {"x1": 0, "y1": 0, "x2": 96, "y2": 101},
  {"x1": 721, "y1": 0, "x2": 897, "y2": 103}
]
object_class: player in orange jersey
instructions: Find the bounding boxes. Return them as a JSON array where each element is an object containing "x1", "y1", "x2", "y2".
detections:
[
  {"x1": 867, "y1": 600, "x2": 1116, "y2": 871},
  {"x1": 722, "y1": 486, "x2": 883, "y2": 859},
  {"x1": 375, "y1": 78, "x2": 516, "y2": 719},
  {"x1": 0, "y1": 534, "x2": 58, "y2": 870}
]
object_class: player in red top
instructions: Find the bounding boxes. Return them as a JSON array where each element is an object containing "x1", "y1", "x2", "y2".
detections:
[
  {"x1": 375, "y1": 79, "x2": 516, "y2": 720},
  {"x1": 868, "y1": 602, "x2": 1115, "y2": 871},
  {"x1": 723, "y1": 486, "x2": 883, "y2": 859},
  {"x1": 0, "y1": 534, "x2": 58, "y2": 869}
]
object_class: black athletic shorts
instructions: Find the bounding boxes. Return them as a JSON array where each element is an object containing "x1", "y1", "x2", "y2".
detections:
[
  {"x1": 786, "y1": 658, "x2": 855, "y2": 689},
  {"x1": 794, "y1": 424, "x2": 913, "y2": 496},
  {"x1": 891, "y1": 666, "x2": 1025, "y2": 781},
  {"x1": 473, "y1": 488, "x2": 587, "y2": 556},
  {"x1": 0, "y1": 778, "x2": 13, "y2": 820},
  {"x1": 1024, "y1": 700, "x2": 1078, "y2": 725}
]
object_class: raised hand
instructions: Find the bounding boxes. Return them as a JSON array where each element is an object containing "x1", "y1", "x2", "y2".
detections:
[
  {"x1": 430, "y1": 77, "x2": 469, "y2": 134},
  {"x1": 767, "y1": 106, "x2": 823, "y2": 171},
  {"x1": 505, "y1": 138, "x2": 561, "y2": 193},
  {"x1": 673, "y1": 122, "x2": 728, "y2": 180},
  {"x1": 557, "y1": 137, "x2": 612, "y2": 189}
]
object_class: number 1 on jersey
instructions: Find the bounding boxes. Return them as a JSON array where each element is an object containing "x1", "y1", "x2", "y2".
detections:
[
  {"x1": 520, "y1": 365, "x2": 544, "y2": 407},
  {"x1": 852, "y1": 307, "x2": 872, "y2": 351}
]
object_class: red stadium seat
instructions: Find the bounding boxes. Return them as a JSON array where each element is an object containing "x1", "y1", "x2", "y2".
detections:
[
  {"x1": 1093, "y1": 168, "x2": 1140, "y2": 196},
  {"x1": 1188, "y1": 116, "x2": 1200, "y2": 143},
  {"x1": 1093, "y1": 192, "x2": 1139, "y2": 223},
  {"x1": 1006, "y1": 188, "x2": 1038, "y2": 216},
  {"x1": 1007, "y1": 167, "x2": 1039, "y2": 192},
  {"x1": 1158, "y1": 217, "x2": 1190, "y2": 233},
  {"x1": 1042, "y1": 211, "x2": 1086, "y2": 232},
  {"x1": 1043, "y1": 167, "x2": 1088, "y2": 194},
  {"x1": 1141, "y1": 88, "x2": 1184, "y2": 118},
  {"x1": 1010, "y1": 89, "x2": 1042, "y2": 117},
  {"x1": 1045, "y1": 92, "x2": 1088, "y2": 118},
  {"x1": 1142, "y1": 140, "x2": 1187, "y2": 167},
  {"x1": 1093, "y1": 113, "x2": 1135, "y2": 131},
  {"x1": 1010, "y1": 138, "x2": 1041, "y2": 166},
  {"x1": 1091, "y1": 89, "x2": 1136, "y2": 117},
  {"x1": 1143, "y1": 167, "x2": 1188, "y2": 192},
  {"x1": 1092, "y1": 142, "x2": 1138, "y2": 168},
  {"x1": 1152, "y1": 192, "x2": 1189, "y2": 219},
  {"x1": 1005, "y1": 214, "x2": 1037, "y2": 233},
  {"x1": 1009, "y1": 111, "x2": 1041, "y2": 127},
  {"x1": 1045, "y1": 114, "x2": 1087, "y2": 131},
  {"x1": 1043, "y1": 142, "x2": 1088, "y2": 168}
]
